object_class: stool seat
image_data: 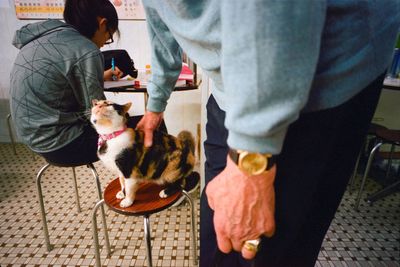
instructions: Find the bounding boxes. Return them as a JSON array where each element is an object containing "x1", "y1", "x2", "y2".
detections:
[
  {"x1": 93, "y1": 178, "x2": 198, "y2": 267},
  {"x1": 104, "y1": 178, "x2": 182, "y2": 216},
  {"x1": 44, "y1": 159, "x2": 99, "y2": 168},
  {"x1": 376, "y1": 128, "x2": 400, "y2": 144},
  {"x1": 368, "y1": 123, "x2": 388, "y2": 135}
]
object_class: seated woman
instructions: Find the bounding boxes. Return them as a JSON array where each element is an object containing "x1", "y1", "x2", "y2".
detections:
[{"x1": 9, "y1": 0, "x2": 165, "y2": 166}]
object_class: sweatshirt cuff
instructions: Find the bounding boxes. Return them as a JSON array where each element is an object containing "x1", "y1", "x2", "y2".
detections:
[
  {"x1": 227, "y1": 128, "x2": 288, "y2": 155},
  {"x1": 146, "y1": 97, "x2": 168, "y2": 113}
]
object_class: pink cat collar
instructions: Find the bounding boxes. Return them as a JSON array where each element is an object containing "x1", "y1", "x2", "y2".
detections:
[{"x1": 98, "y1": 127, "x2": 127, "y2": 147}]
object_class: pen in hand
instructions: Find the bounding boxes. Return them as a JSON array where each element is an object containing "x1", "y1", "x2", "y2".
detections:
[{"x1": 111, "y1": 57, "x2": 117, "y2": 81}]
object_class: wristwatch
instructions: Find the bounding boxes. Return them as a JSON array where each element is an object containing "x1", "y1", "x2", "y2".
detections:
[{"x1": 229, "y1": 149, "x2": 276, "y2": 176}]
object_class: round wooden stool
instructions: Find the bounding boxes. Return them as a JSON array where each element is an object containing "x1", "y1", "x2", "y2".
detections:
[
  {"x1": 36, "y1": 161, "x2": 110, "y2": 254},
  {"x1": 92, "y1": 178, "x2": 198, "y2": 267}
]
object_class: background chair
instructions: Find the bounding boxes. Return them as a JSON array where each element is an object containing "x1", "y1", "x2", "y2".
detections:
[
  {"x1": 92, "y1": 178, "x2": 198, "y2": 267},
  {"x1": 354, "y1": 128, "x2": 400, "y2": 210},
  {"x1": 348, "y1": 123, "x2": 388, "y2": 193},
  {"x1": 36, "y1": 160, "x2": 110, "y2": 254}
]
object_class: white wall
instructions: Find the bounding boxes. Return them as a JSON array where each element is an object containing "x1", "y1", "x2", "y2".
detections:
[{"x1": 0, "y1": 3, "x2": 202, "y2": 143}]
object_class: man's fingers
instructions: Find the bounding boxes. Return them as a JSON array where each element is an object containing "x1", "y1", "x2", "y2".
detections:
[
  {"x1": 215, "y1": 231, "x2": 232, "y2": 254},
  {"x1": 144, "y1": 129, "x2": 153, "y2": 147},
  {"x1": 263, "y1": 219, "x2": 276, "y2": 238},
  {"x1": 231, "y1": 239, "x2": 242, "y2": 252},
  {"x1": 241, "y1": 244, "x2": 257, "y2": 260}
]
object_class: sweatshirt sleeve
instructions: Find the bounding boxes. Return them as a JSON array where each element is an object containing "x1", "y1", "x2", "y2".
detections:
[
  {"x1": 143, "y1": 5, "x2": 183, "y2": 113},
  {"x1": 70, "y1": 49, "x2": 106, "y2": 111},
  {"x1": 221, "y1": 0, "x2": 326, "y2": 154}
]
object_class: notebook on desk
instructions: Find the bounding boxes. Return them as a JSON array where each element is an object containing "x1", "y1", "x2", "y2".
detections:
[{"x1": 104, "y1": 80, "x2": 135, "y2": 89}]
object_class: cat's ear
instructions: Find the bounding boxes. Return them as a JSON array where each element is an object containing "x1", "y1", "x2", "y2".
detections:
[
  {"x1": 123, "y1": 102, "x2": 132, "y2": 113},
  {"x1": 92, "y1": 99, "x2": 99, "y2": 106}
]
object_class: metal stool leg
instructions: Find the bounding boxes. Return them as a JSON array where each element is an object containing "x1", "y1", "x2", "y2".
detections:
[
  {"x1": 92, "y1": 199, "x2": 105, "y2": 267},
  {"x1": 182, "y1": 190, "x2": 198, "y2": 266},
  {"x1": 6, "y1": 113, "x2": 17, "y2": 155},
  {"x1": 144, "y1": 215, "x2": 153, "y2": 267},
  {"x1": 354, "y1": 142, "x2": 383, "y2": 211},
  {"x1": 88, "y1": 163, "x2": 111, "y2": 256},
  {"x1": 71, "y1": 167, "x2": 81, "y2": 213},
  {"x1": 36, "y1": 163, "x2": 53, "y2": 251}
]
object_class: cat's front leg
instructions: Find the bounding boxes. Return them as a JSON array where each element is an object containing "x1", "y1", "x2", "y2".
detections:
[
  {"x1": 116, "y1": 176, "x2": 125, "y2": 199},
  {"x1": 120, "y1": 178, "x2": 138, "y2": 208}
]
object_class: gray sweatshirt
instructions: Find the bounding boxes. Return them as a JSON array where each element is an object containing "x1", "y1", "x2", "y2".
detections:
[
  {"x1": 10, "y1": 20, "x2": 105, "y2": 153},
  {"x1": 143, "y1": 0, "x2": 400, "y2": 154}
]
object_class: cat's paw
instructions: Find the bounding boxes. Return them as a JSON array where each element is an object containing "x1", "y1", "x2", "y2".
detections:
[
  {"x1": 116, "y1": 190, "x2": 125, "y2": 199},
  {"x1": 159, "y1": 190, "x2": 168, "y2": 198},
  {"x1": 120, "y1": 198, "x2": 134, "y2": 208}
]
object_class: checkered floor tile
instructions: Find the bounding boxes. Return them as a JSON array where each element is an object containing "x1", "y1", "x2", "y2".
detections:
[{"x1": 0, "y1": 143, "x2": 399, "y2": 266}]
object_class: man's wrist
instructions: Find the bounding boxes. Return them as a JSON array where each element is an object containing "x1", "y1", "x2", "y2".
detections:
[{"x1": 228, "y1": 149, "x2": 276, "y2": 176}]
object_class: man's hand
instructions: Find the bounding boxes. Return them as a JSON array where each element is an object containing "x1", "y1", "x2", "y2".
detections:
[
  {"x1": 104, "y1": 66, "x2": 123, "y2": 81},
  {"x1": 136, "y1": 111, "x2": 164, "y2": 147},
  {"x1": 206, "y1": 155, "x2": 276, "y2": 260}
]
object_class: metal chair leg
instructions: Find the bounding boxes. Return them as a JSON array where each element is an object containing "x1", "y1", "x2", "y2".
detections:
[
  {"x1": 71, "y1": 167, "x2": 81, "y2": 213},
  {"x1": 92, "y1": 199, "x2": 105, "y2": 267},
  {"x1": 144, "y1": 215, "x2": 153, "y2": 267},
  {"x1": 88, "y1": 163, "x2": 111, "y2": 256},
  {"x1": 6, "y1": 113, "x2": 17, "y2": 155},
  {"x1": 36, "y1": 163, "x2": 53, "y2": 251},
  {"x1": 367, "y1": 180, "x2": 400, "y2": 204},
  {"x1": 354, "y1": 142, "x2": 383, "y2": 211},
  {"x1": 384, "y1": 144, "x2": 395, "y2": 180},
  {"x1": 182, "y1": 190, "x2": 198, "y2": 266}
]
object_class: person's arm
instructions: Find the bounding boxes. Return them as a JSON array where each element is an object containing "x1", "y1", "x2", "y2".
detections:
[
  {"x1": 222, "y1": 1, "x2": 326, "y2": 154},
  {"x1": 143, "y1": 5, "x2": 183, "y2": 113},
  {"x1": 206, "y1": 0, "x2": 327, "y2": 260},
  {"x1": 69, "y1": 49, "x2": 106, "y2": 112},
  {"x1": 136, "y1": 5, "x2": 183, "y2": 146}
]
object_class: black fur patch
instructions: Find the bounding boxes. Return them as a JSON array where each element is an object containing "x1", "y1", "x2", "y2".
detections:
[
  {"x1": 112, "y1": 103, "x2": 125, "y2": 116},
  {"x1": 115, "y1": 147, "x2": 138, "y2": 178},
  {"x1": 98, "y1": 142, "x2": 108, "y2": 154}
]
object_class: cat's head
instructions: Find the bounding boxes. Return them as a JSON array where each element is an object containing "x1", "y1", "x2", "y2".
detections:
[{"x1": 90, "y1": 99, "x2": 132, "y2": 134}]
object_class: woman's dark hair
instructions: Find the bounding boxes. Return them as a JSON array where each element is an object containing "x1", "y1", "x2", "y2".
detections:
[{"x1": 64, "y1": 0, "x2": 119, "y2": 39}]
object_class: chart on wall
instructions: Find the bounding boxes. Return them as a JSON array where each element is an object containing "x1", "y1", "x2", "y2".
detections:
[{"x1": 14, "y1": 0, "x2": 146, "y2": 20}]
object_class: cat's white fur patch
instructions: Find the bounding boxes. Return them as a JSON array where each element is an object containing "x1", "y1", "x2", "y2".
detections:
[
  {"x1": 98, "y1": 131, "x2": 131, "y2": 174},
  {"x1": 120, "y1": 178, "x2": 136, "y2": 208},
  {"x1": 116, "y1": 191, "x2": 125, "y2": 199},
  {"x1": 159, "y1": 189, "x2": 168, "y2": 198},
  {"x1": 120, "y1": 198, "x2": 134, "y2": 208}
]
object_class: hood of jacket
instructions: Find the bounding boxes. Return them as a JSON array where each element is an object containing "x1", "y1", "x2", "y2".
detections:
[{"x1": 12, "y1": 20, "x2": 72, "y2": 49}]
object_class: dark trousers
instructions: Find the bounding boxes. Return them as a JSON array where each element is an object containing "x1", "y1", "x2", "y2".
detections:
[
  {"x1": 200, "y1": 73, "x2": 385, "y2": 267},
  {"x1": 40, "y1": 115, "x2": 167, "y2": 166}
]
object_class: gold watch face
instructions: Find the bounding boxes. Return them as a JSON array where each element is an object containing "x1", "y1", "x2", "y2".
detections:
[{"x1": 239, "y1": 152, "x2": 268, "y2": 175}]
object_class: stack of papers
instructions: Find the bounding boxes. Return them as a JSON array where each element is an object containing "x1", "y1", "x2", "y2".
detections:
[
  {"x1": 104, "y1": 79, "x2": 135, "y2": 89},
  {"x1": 176, "y1": 63, "x2": 194, "y2": 86}
]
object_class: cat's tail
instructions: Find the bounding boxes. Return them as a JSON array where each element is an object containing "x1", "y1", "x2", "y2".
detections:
[{"x1": 177, "y1": 130, "x2": 195, "y2": 155}]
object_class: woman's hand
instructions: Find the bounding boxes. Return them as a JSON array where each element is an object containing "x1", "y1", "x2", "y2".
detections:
[
  {"x1": 104, "y1": 66, "x2": 123, "y2": 81},
  {"x1": 206, "y1": 155, "x2": 276, "y2": 259}
]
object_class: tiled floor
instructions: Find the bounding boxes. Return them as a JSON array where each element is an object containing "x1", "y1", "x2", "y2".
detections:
[
  {"x1": 0, "y1": 143, "x2": 199, "y2": 267},
  {"x1": 0, "y1": 143, "x2": 399, "y2": 267}
]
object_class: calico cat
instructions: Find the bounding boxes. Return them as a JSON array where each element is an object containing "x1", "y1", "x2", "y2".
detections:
[{"x1": 90, "y1": 99, "x2": 197, "y2": 208}]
